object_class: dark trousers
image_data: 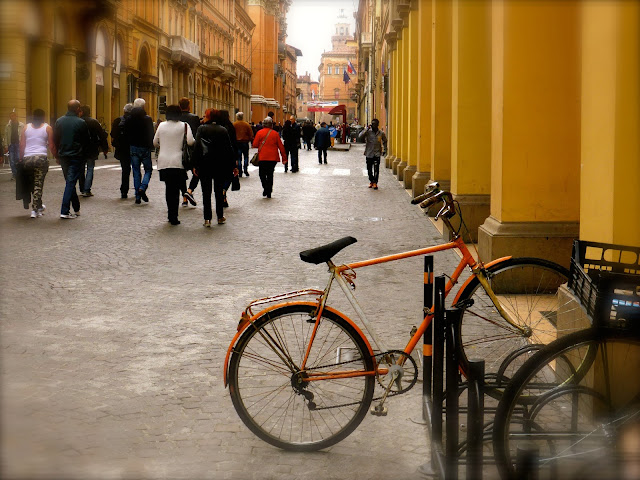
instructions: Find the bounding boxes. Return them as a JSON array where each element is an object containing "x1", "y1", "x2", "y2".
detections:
[
  {"x1": 318, "y1": 148, "x2": 328, "y2": 164},
  {"x1": 59, "y1": 157, "x2": 82, "y2": 214},
  {"x1": 118, "y1": 157, "x2": 131, "y2": 195},
  {"x1": 160, "y1": 168, "x2": 184, "y2": 222},
  {"x1": 366, "y1": 156, "x2": 380, "y2": 183},
  {"x1": 259, "y1": 161, "x2": 277, "y2": 195},
  {"x1": 304, "y1": 138, "x2": 312, "y2": 150},
  {"x1": 201, "y1": 175, "x2": 225, "y2": 220},
  {"x1": 286, "y1": 145, "x2": 299, "y2": 172}
]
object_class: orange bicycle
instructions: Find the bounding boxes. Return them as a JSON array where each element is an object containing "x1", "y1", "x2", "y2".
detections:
[{"x1": 224, "y1": 183, "x2": 573, "y2": 451}]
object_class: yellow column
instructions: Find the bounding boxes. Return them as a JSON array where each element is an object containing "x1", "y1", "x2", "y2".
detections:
[
  {"x1": 412, "y1": 0, "x2": 433, "y2": 196},
  {"x1": 478, "y1": 0, "x2": 581, "y2": 266},
  {"x1": 580, "y1": 1, "x2": 640, "y2": 246},
  {"x1": 81, "y1": 58, "x2": 97, "y2": 114},
  {"x1": 102, "y1": 64, "x2": 113, "y2": 131},
  {"x1": 29, "y1": 41, "x2": 53, "y2": 120},
  {"x1": 403, "y1": 6, "x2": 420, "y2": 188},
  {"x1": 396, "y1": 23, "x2": 411, "y2": 178},
  {"x1": 56, "y1": 49, "x2": 77, "y2": 117},
  {"x1": 449, "y1": 0, "x2": 491, "y2": 241},
  {"x1": 391, "y1": 36, "x2": 404, "y2": 172},
  {"x1": 430, "y1": 0, "x2": 452, "y2": 192},
  {"x1": 385, "y1": 45, "x2": 397, "y2": 168}
]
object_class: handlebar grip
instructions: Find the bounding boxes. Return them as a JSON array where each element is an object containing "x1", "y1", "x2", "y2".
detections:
[
  {"x1": 411, "y1": 191, "x2": 431, "y2": 205},
  {"x1": 419, "y1": 195, "x2": 443, "y2": 209}
]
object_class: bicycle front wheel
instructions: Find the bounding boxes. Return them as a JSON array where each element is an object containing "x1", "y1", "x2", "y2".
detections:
[
  {"x1": 228, "y1": 304, "x2": 375, "y2": 451},
  {"x1": 456, "y1": 258, "x2": 571, "y2": 378},
  {"x1": 493, "y1": 327, "x2": 640, "y2": 480}
]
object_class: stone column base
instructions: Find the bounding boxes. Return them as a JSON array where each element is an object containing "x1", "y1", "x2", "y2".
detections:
[
  {"x1": 426, "y1": 179, "x2": 451, "y2": 216},
  {"x1": 478, "y1": 216, "x2": 579, "y2": 268},
  {"x1": 403, "y1": 165, "x2": 417, "y2": 188},
  {"x1": 386, "y1": 155, "x2": 395, "y2": 169},
  {"x1": 396, "y1": 160, "x2": 407, "y2": 180},
  {"x1": 412, "y1": 171, "x2": 431, "y2": 197},
  {"x1": 392, "y1": 157, "x2": 402, "y2": 174},
  {"x1": 445, "y1": 194, "x2": 491, "y2": 242}
]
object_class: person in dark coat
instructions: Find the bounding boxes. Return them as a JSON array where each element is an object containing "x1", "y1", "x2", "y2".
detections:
[
  {"x1": 124, "y1": 98, "x2": 155, "y2": 204},
  {"x1": 179, "y1": 97, "x2": 201, "y2": 207},
  {"x1": 78, "y1": 105, "x2": 108, "y2": 197},
  {"x1": 217, "y1": 110, "x2": 237, "y2": 208},
  {"x1": 314, "y1": 122, "x2": 331, "y2": 164},
  {"x1": 192, "y1": 108, "x2": 236, "y2": 226},
  {"x1": 302, "y1": 121, "x2": 316, "y2": 150},
  {"x1": 281, "y1": 116, "x2": 301, "y2": 173},
  {"x1": 111, "y1": 103, "x2": 133, "y2": 198}
]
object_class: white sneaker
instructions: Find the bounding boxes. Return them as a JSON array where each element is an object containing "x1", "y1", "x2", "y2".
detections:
[
  {"x1": 60, "y1": 213, "x2": 77, "y2": 219},
  {"x1": 37, "y1": 204, "x2": 46, "y2": 216},
  {"x1": 30, "y1": 210, "x2": 37, "y2": 218}
]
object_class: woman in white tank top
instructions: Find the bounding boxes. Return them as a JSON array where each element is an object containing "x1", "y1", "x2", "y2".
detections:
[{"x1": 19, "y1": 109, "x2": 56, "y2": 218}]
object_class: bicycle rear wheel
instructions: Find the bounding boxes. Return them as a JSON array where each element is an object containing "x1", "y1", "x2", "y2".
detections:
[
  {"x1": 493, "y1": 327, "x2": 640, "y2": 480},
  {"x1": 228, "y1": 304, "x2": 375, "y2": 451},
  {"x1": 456, "y1": 258, "x2": 573, "y2": 380}
]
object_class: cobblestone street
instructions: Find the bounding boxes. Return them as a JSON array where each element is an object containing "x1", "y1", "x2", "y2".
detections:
[{"x1": 0, "y1": 144, "x2": 463, "y2": 480}]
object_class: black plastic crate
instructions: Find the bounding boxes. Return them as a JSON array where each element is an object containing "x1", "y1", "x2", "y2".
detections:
[{"x1": 568, "y1": 240, "x2": 640, "y2": 324}]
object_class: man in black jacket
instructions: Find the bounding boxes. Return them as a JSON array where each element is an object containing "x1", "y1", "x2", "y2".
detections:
[
  {"x1": 124, "y1": 98, "x2": 155, "y2": 204},
  {"x1": 111, "y1": 103, "x2": 133, "y2": 198},
  {"x1": 79, "y1": 105, "x2": 108, "y2": 197},
  {"x1": 179, "y1": 97, "x2": 201, "y2": 206},
  {"x1": 54, "y1": 99, "x2": 90, "y2": 219}
]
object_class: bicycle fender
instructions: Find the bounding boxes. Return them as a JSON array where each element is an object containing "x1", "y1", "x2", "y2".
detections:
[
  {"x1": 451, "y1": 256, "x2": 512, "y2": 305},
  {"x1": 223, "y1": 301, "x2": 375, "y2": 387}
]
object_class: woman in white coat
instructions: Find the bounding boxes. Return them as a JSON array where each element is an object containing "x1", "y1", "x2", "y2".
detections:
[{"x1": 153, "y1": 105, "x2": 194, "y2": 225}]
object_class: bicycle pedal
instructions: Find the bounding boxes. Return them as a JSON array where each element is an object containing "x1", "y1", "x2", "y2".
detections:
[{"x1": 370, "y1": 404, "x2": 388, "y2": 416}]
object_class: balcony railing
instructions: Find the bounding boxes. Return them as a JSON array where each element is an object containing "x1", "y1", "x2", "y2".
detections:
[
  {"x1": 221, "y1": 63, "x2": 237, "y2": 82},
  {"x1": 170, "y1": 36, "x2": 199, "y2": 65},
  {"x1": 203, "y1": 54, "x2": 224, "y2": 77}
]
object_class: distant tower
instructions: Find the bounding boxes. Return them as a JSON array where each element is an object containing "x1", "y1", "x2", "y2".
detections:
[{"x1": 332, "y1": 9, "x2": 353, "y2": 51}]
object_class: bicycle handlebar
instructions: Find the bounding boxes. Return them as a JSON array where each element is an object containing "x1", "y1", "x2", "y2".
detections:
[
  {"x1": 411, "y1": 183, "x2": 457, "y2": 222},
  {"x1": 411, "y1": 181, "x2": 440, "y2": 204}
]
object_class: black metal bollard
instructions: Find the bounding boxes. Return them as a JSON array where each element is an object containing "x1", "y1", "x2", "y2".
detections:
[
  {"x1": 445, "y1": 308, "x2": 461, "y2": 480},
  {"x1": 516, "y1": 447, "x2": 539, "y2": 480},
  {"x1": 431, "y1": 276, "x2": 446, "y2": 456},
  {"x1": 467, "y1": 359, "x2": 485, "y2": 480},
  {"x1": 423, "y1": 255, "x2": 434, "y2": 410}
]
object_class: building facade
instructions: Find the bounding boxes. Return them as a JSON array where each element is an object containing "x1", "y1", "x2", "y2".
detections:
[
  {"x1": 317, "y1": 11, "x2": 358, "y2": 124},
  {"x1": 295, "y1": 72, "x2": 319, "y2": 122},
  {"x1": 0, "y1": 0, "x2": 254, "y2": 133},
  {"x1": 247, "y1": 0, "x2": 294, "y2": 125},
  {"x1": 355, "y1": 0, "x2": 639, "y2": 262}
]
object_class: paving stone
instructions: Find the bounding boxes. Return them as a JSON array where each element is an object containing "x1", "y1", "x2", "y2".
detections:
[{"x1": 0, "y1": 146, "x2": 465, "y2": 479}]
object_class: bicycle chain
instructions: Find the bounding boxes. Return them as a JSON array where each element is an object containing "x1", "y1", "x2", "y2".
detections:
[{"x1": 298, "y1": 351, "x2": 417, "y2": 411}]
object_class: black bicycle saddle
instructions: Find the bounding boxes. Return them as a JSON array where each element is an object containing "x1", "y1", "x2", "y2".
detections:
[{"x1": 299, "y1": 236, "x2": 358, "y2": 264}]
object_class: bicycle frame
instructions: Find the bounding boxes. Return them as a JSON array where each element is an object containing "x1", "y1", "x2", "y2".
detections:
[{"x1": 223, "y1": 233, "x2": 514, "y2": 386}]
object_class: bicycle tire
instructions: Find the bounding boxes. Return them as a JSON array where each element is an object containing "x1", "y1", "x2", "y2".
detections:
[
  {"x1": 455, "y1": 257, "x2": 573, "y2": 380},
  {"x1": 228, "y1": 304, "x2": 375, "y2": 451},
  {"x1": 493, "y1": 327, "x2": 640, "y2": 480}
]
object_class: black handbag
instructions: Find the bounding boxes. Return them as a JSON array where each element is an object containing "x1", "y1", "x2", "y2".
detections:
[
  {"x1": 182, "y1": 123, "x2": 192, "y2": 170},
  {"x1": 231, "y1": 174, "x2": 240, "y2": 191}
]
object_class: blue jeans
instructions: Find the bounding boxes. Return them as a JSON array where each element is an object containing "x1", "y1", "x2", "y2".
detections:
[
  {"x1": 84, "y1": 157, "x2": 96, "y2": 192},
  {"x1": 60, "y1": 157, "x2": 83, "y2": 215},
  {"x1": 8, "y1": 144, "x2": 19, "y2": 176},
  {"x1": 130, "y1": 146, "x2": 152, "y2": 197},
  {"x1": 237, "y1": 142, "x2": 249, "y2": 174}
]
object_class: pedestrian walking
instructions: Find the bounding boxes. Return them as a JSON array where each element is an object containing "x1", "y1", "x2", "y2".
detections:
[
  {"x1": 111, "y1": 103, "x2": 133, "y2": 198},
  {"x1": 179, "y1": 97, "x2": 201, "y2": 208},
  {"x1": 78, "y1": 105, "x2": 108, "y2": 197},
  {"x1": 233, "y1": 111, "x2": 253, "y2": 177},
  {"x1": 124, "y1": 98, "x2": 155, "y2": 204},
  {"x1": 4, "y1": 109, "x2": 24, "y2": 180},
  {"x1": 358, "y1": 118, "x2": 387, "y2": 190},
  {"x1": 152, "y1": 105, "x2": 195, "y2": 226},
  {"x1": 302, "y1": 120, "x2": 316, "y2": 151},
  {"x1": 192, "y1": 108, "x2": 236, "y2": 226},
  {"x1": 53, "y1": 99, "x2": 90, "y2": 219},
  {"x1": 19, "y1": 109, "x2": 55, "y2": 218},
  {"x1": 281, "y1": 116, "x2": 301, "y2": 173},
  {"x1": 217, "y1": 110, "x2": 237, "y2": 208},
  {"x1": 252, "y1": 116, "x2": 286, "y2": 199},
  {"x1": 314, "y1": 122, "x2": 331, "y2": 164}
]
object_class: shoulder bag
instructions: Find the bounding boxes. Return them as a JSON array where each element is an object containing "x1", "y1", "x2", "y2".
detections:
[
  {"x1": 250, "y1": 129, "x2": 272, "y2": 167},
  {"x1": 181, "y1": 123, "x2": 192, "y2": 170}
]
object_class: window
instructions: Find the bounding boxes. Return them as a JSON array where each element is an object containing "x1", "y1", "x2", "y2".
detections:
[
  {"x1": 340, "y1": 27, "x2": 344, "y2": 35},
  {"x1": 327, "y1": 65, "x2": 332, "y2": 75}
]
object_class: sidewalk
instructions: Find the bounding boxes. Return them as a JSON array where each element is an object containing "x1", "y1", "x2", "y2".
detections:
[{"x1": 0, "y1": 144, "x2": 463, "y2": 480}]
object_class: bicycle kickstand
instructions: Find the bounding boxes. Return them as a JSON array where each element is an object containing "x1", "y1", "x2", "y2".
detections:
[{"x1": 370, "y1": 369, "x2": 399, "y2": 417}]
